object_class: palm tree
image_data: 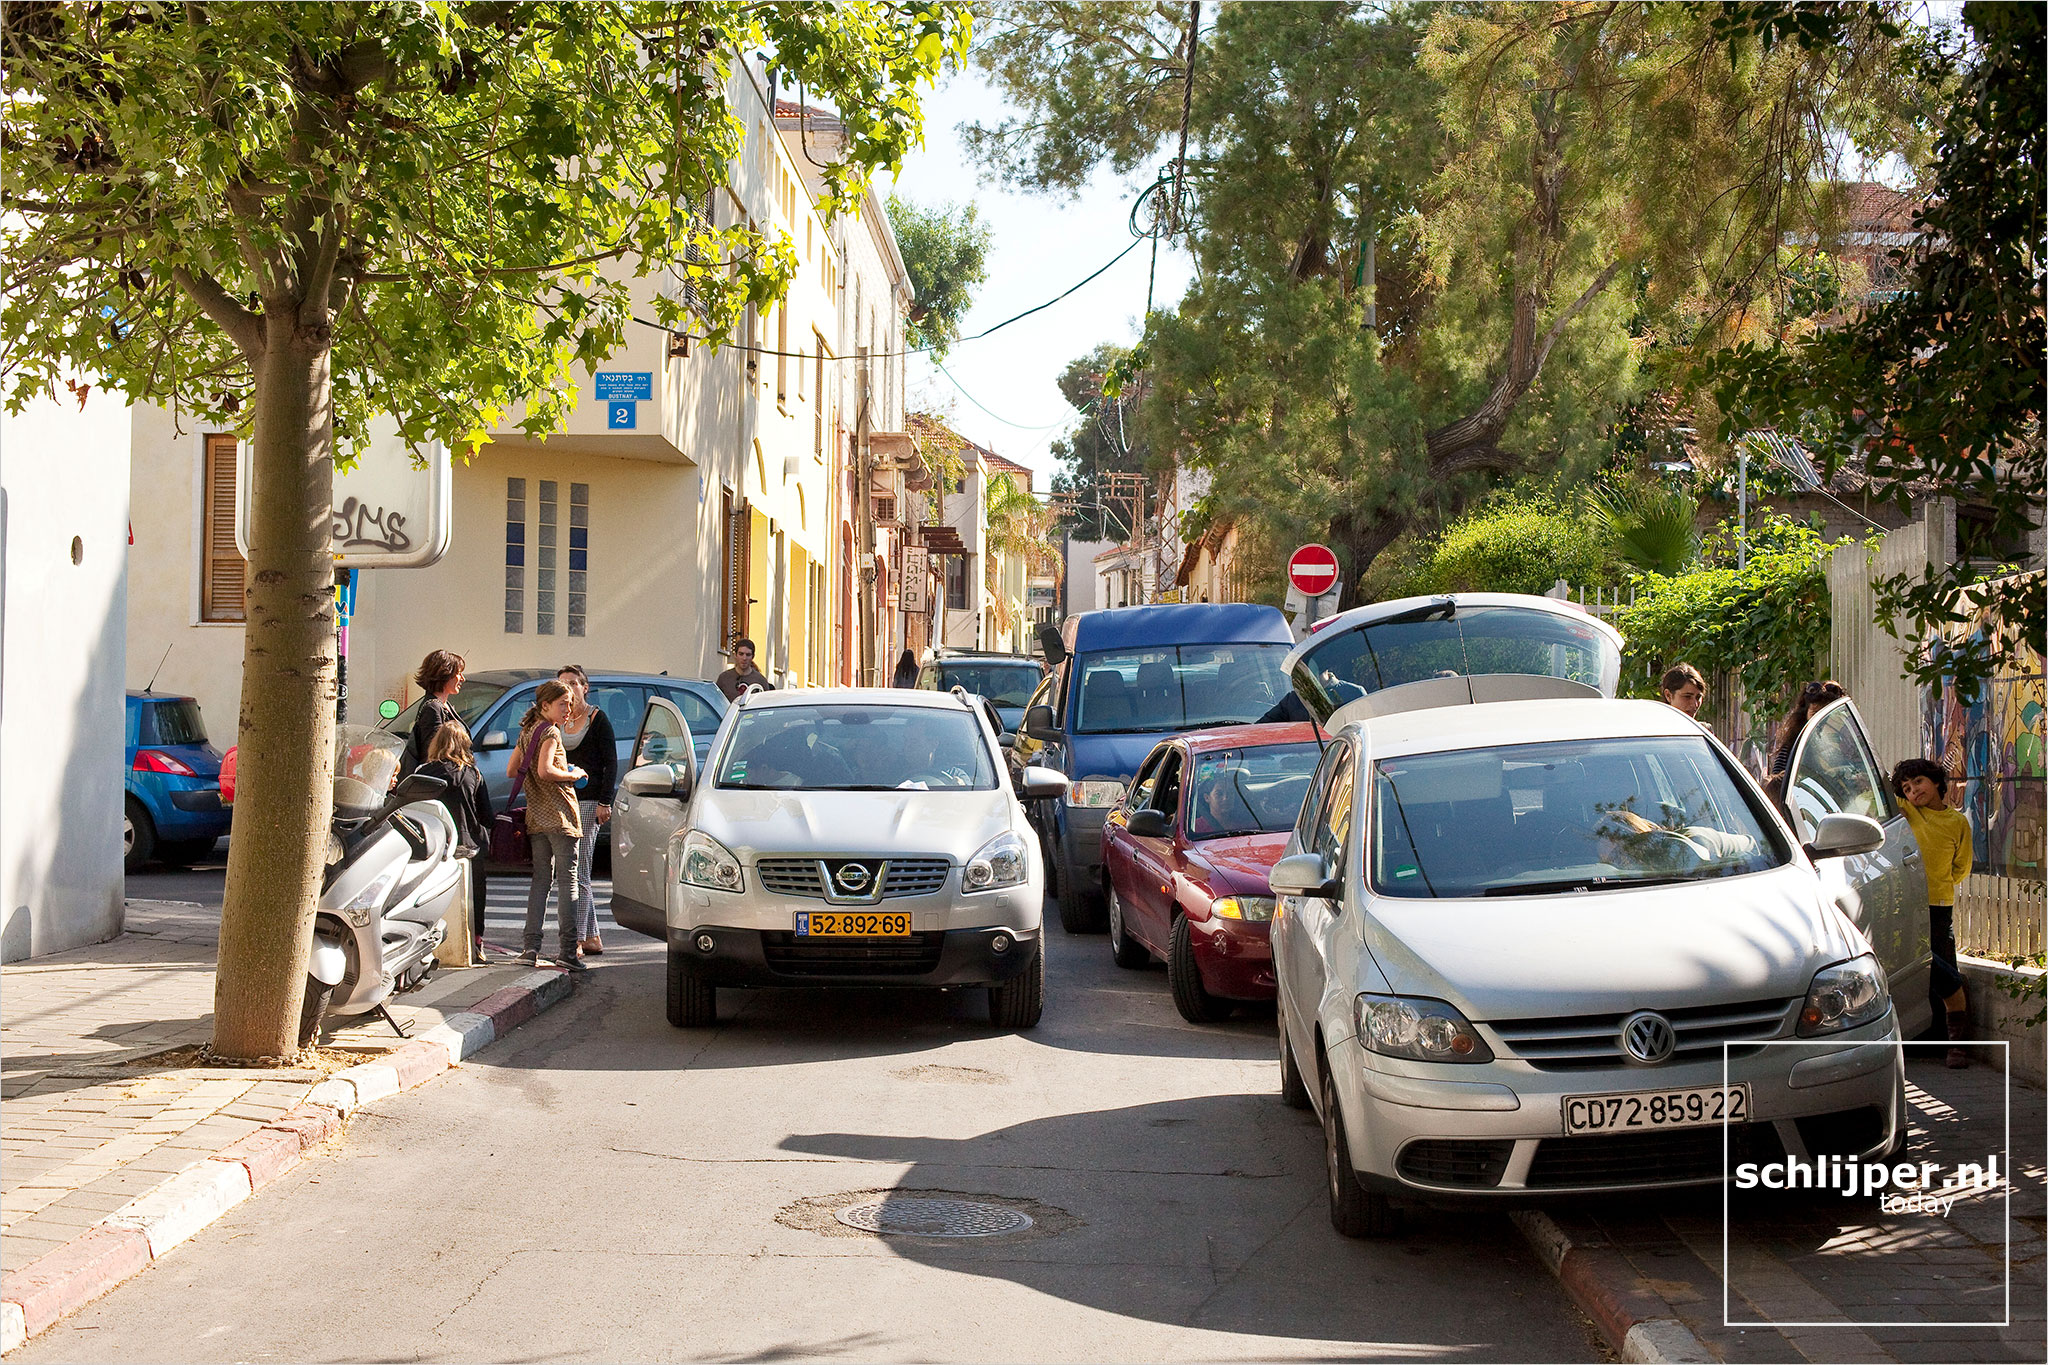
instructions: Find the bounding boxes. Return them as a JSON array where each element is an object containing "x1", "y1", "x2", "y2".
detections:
[{"x1": 1589, "y1": 481, "x2": 1701, "y2": 576}]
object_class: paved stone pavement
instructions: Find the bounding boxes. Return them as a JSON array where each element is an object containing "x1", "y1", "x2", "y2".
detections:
[
  {"x1": 1545, "y1": 1051, "x2": 2046, "y2": 1362},
  {"x1": 2, "y1": 876, "x2": 603, "y2": 1275}
]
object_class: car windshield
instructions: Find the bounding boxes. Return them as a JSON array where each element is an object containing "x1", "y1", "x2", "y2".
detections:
[
  {"x1": 1074, "y1": 644, "x2": 1290, "y2": 734},
  {"x1": 1370, "y1": 736, "x2": 1786, "y2": 899},
  {"x1": 144, "y1": 699, "x2": 208, "y2": 746},
  {"x1": 1293, "y1": 605, "x2": 1617, "y2": 717},
  {"x1": 926, "y1": 663, "x2": 1041, "y2": 707},
  {"x1": 716, "y1": 705, "x2": 997, "y2": 791},
  {"x1": 1187, "y1": 743, "x2": 1322, "y2": 839},
  {"x1": 387, "y1": 680, "x2": 510, "y2": 736}
]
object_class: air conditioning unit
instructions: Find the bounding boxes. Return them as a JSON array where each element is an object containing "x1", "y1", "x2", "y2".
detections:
[{"x1": 872, "y1": 494, "x2": 898, "y2": 524}]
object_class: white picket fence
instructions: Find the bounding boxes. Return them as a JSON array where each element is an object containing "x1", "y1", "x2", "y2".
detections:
[{"x1": 1957, "y1": 874, "x2": 2046, "y2": 960}]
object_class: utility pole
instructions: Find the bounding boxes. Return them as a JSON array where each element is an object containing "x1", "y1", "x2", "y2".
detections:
[{"x1": 855, "y1": 347, "x2": 878, "y2": 686}]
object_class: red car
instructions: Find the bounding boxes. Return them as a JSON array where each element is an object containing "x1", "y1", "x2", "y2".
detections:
[{"x1": 1100, "y1": 722, "x2": 1325, "y2": 1023}]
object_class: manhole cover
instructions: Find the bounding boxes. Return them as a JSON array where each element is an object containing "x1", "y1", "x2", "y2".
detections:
[{"x1": 834, "y1": 1197, "x2": 1035, "y2": 1238}]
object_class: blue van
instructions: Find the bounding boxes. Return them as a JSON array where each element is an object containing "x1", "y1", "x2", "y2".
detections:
[{"x1": 1015, "y1": 603, "x2": 1294, "y2": 932}]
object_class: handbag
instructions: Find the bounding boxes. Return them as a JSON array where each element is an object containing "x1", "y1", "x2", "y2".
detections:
[{"x1": 488, "y1": 727, "x2": 544, "y2": 867}]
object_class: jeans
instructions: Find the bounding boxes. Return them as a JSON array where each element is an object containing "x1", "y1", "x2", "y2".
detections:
[
  {"x1": 524, "y1": 832, "x2": 581, "y2": 958},
  {"x1": 1929, "y1": 904, "x2": 1965, "y2": 1002},
  {"x1": 468, "y1": 859, "x2": 488, "y2": 947},
  {"x1": 574, "y1": 800, "x2": 601, "y2": 941}
]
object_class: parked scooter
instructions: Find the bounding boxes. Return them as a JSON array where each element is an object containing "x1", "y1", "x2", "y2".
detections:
[{"x1": 298, "y1": 726, "x2": 467, "y2": 1046}]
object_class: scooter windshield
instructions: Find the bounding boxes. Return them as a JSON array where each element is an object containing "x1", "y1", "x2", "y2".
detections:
[{"x1": 333, "y1": 725, "x2": 405, "y2": 820}]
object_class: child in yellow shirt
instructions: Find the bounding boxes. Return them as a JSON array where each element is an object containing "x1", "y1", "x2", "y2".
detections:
[{"x1": 1892, "y1": 758, "x2": 1974, "y2": 1068}]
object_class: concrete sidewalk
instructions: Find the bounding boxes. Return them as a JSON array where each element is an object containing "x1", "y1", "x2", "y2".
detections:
[
  {"x1": 1526, "y1": 1050, "x2": 2046, "y2": 1363},
  {"x1": 1, "y1": 898, "x2": 575, "y2": 1318}
]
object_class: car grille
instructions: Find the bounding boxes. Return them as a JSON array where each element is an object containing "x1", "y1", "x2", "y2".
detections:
[
  {"x1": 1485, "y1": 997, "x2": 1798, "y2": 1070},
  {"x1": 759, "y1": 931, "x2": 947, "y2": 977},
  {"x1": 1525, "y1": 1121, "x2": 1788, "y2": 1189},
  {"x1": 753, "y1": 857, "x2": 952, "y2": 900},
  {"x1": 1397, "y1": 1139, "x2": 1514, "y2": 1188},
  {"x1": 757, "y1": 860, "x2": 828, "y2": 897}
]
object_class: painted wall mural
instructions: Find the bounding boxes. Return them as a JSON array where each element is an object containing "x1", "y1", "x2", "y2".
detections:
[{"x1": 1921, "y1": 572, "x2": 2047, "y2": 880}]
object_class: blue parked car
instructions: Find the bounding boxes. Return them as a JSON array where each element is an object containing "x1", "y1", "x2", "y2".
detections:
[
  {"x1": 125, "y1": 691, "x2": 231, "y2": 871},
  {"x1": 1013, "y1": 603, "x2": 1295, "y2": 933}
]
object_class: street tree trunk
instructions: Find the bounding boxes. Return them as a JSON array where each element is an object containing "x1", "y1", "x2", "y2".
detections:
[{"x1": 210, "y1": 322, "x2": 338, "y2": 1063}]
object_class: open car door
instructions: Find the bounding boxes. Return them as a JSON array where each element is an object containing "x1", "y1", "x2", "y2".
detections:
[
  {"x1": 1785, "y1": 698, "x2": 1931, "y2": 1038},
  {"x1": 608, "y1": 696, "x2": 695, "y2": 942}
]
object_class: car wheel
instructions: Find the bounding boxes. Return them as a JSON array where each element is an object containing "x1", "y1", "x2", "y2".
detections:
[
  {"x1": 1169, "y1": 914, "x2": 1231, "y2": 1024},
  {"x1": 1278, "y1": 1009, "x2": 1313, "y2": 1110},
  {"x1": 123, "y1": 799, "x2": 156, "y2": 873},
  {"x1": 1108, "y1": 885, "x2": 1149, "y2": 968},
  {"x1": 1322, "y1": 1063, "x2": 1398, "y2": 1238},
  {"x1": 988, "y1": 941, "x2": 1045, "y2": 1030},
  {"x1": 665, "y1": 941, "x2": 716, "y2": 1028}
]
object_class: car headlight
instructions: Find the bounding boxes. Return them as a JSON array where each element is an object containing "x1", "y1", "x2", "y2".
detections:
[
  {"x1": 965, "y1": 832, "x2": 1029, "y2": 891},
  {"x1": 1353, "y1": 993, "x2": 1494, "y2": 1064},
  {"x1": 679, "y1": 829, "x2": 744, "y2": 893},
  {"x1": 1214, "y1": 895, "x2": 1275, "y2": 922},
  {"x1": 1066, "y1": 779, "x2": 1125, "y2": 808},
  {"x1": 1797, "y1": 954, "x2": 1890, "y2": 1036}
]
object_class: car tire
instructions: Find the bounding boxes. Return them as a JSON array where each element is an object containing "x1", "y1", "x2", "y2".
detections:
[
  {"x1": 1169, "y1": 914, "x2": 1232, "y2": 1024},
  {"x1": 1278, "y1": 1010, "x2": 1313, "y2": 1110},
  {"x1": 1322, "y1": 1064, "x2": 1398, "y2": 1238},
  {"x1": 1108, "y1": 885, "x2": 1149, "y2": 968},
  {"x1": 123, "y1": 799, "x2": 156, "y2": 873},
  {"x1": 665, "y1": 942, "x2": 716, "y2": 1028},
  {"x1": 988, "y1": 941, "x2": 1045, "y2": 1029}
]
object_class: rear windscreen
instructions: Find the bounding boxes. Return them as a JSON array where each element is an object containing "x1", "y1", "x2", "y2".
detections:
[
  {"x1": 1291, "y1": 604, "x2": 1617, "y2": 720},
  {"x1": 144, "y1": 699, "x2": 208, "y2": 746}
]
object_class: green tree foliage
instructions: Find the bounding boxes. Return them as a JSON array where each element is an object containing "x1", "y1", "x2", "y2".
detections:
[
  {"x1": 1048, "y1": 341, "x2": 1149, "y2": 540},
  {"x1": 1, "y1": 0, "x2": 967, "y2": 1061},
  {"x1": 1702, "y1": 2, "x2": 2045, "y2": 699},
  {"x1": 887, "y1": 193, "x2": 991, "y2": 358},
  {"x1": 1611, "y1": 515, "x2": 1838, "y2": 725},
  {"x1": 968, "y1": 2, "x2": 1935, "y2": 600},
  {"x1": 1366, "y1": 497, "x2": 1614, "y2": 600},
  {"x1": 1590, "y1": 482, "x2": 1703, "y2": 576}
]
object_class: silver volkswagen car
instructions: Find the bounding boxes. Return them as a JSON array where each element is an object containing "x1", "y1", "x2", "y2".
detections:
[
  {"x1": 606, "y1": 687, "x2": 1069, "y2": 1030},
  {"x1": 1271, "y1": 683, "x2": 1915, "y2": 1238}
]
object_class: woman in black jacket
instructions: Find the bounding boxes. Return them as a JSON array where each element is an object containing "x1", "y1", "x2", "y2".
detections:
[
  {"x1": 420, "y1": 720, "x2": 496, "y2": 964},
  {"x1": 555, "y1": 666, "x2": 617, "y2": 955},
  {"x1": 401, "y1": 650, "x2": 467, "y2": 780}
]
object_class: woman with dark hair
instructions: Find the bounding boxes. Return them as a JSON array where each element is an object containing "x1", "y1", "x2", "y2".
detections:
[
  {"x1": 555, "y1": 664, "x2": 615, "y2": 956},
  {"x1": 401, "y1": 650, "x2": 466, "y2": 779},
  {"x1": 1659, "y1": 663, "x2": 1707, "y2": 720},
  {"x1": 1768, "y1": 679, "x2": 1848, "y2": 779},
  {"x1": 891, "y1": 648, "x2": 919, "y2": 689}
]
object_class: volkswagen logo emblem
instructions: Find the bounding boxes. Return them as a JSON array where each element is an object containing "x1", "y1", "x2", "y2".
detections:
[
  {"x1": 1620, "y1": 1010, "x2": 1677, "y2": 1065},
  {"x1": 834, "y1": 862, "x2": 873, "y2": 893}
]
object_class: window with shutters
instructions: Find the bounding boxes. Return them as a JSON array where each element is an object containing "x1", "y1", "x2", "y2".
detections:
[
  {"x1": 200, "y1": 434, "x2": 245, "y2": 622},
  {"x1": 722, "y1": 489, "x2": 749, "y2": 650}
]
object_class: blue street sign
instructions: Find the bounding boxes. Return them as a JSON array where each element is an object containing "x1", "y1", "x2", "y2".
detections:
[
  {"x1": 607, "y1": 400, "x2": 637, "y2": 429},
  {"x1": 594, "y1": 371, "x2": 653, "y2": 401}
]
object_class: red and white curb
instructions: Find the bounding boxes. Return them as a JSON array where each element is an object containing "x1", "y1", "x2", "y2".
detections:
[
  {"x1": 1, "y1": 968, "x2": 575, "y2": 1354},
  {"x1": 1512, "y1": 1209, "x2": 1714, "y2": 1364}
]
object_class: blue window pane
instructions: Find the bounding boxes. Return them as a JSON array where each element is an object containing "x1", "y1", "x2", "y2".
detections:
[
  {"x1": 506, "y1": 522, "x2": 525, "y2": 543},
  {"x1": 505, "y1": 545, "x2": 524, "y2": 567},
  {"x1": 569, "y1": 527, "x2": 588, "y2": 550},
  {"x1": 569, "y1": 550, "x2": 587, "y2": 571}
]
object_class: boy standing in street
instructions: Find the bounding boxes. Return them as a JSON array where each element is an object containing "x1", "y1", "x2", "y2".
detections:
[{"x1": 1892, "y1": 758, "x2": 1975, "y2": 1068}]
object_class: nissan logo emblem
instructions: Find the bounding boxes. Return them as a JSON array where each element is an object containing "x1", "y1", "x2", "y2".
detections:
[
  {"x1": 835, "y1": 863, "x2": 873, "y2": 892},
  {"x1": 1620, "y1": 1011, "x2": 1677, "y2": 1064}
]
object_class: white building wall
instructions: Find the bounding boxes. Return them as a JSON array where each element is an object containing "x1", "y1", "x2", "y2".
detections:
[{"x1": 2, "y1": 385, "x2": 130, "y2": 961}]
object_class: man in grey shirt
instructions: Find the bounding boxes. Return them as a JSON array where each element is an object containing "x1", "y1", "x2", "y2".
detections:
[{"x1": 716, "y1": 638, "x2": 776, "y2": 701}]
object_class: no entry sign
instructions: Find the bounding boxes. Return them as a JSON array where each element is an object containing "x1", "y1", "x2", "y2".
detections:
[{"x1": 1287, "y1": 543, "x2": 1341, "y2": 597}]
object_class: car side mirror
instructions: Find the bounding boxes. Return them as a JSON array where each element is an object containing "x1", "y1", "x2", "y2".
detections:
[
  {"x1": 622, "y1": 763, "x2": 688, "y2": 800},
  {"x1": 479, "y1": 730, "x2": 510, "y2": 750},
  {"x1": 1270, "y1": 852, "x2": 1339, "y2": 900},
  {"x1": 1018, "y1": 766, "x2": 1070, "y2": 801},
  {"x1": 1022, "y1": 705, "x2": 1058, "y2": 741},
  {"x1": 1125, "y1": 808, "x2": 1172, "y2": 839},
  {"x1": 999, "y1": 734, "x2": 1017, "y2": 750},
  {"x1": 1806, "y1": 812, "x2": 1885, "y2": 860}
]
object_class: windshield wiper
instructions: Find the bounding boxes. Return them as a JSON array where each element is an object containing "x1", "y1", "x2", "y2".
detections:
[{"x1": 1483, "y1": 875, "x2": 1692, "y2": 897}]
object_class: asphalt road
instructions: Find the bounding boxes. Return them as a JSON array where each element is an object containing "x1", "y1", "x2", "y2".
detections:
[{"x1": 43, "y1": 867, "x2": 1603, "y2": 1362}]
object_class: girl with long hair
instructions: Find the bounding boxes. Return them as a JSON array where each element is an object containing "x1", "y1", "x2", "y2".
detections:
[{"x1": 507, "y1": 680, "x2": 588, "y2": 969}]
